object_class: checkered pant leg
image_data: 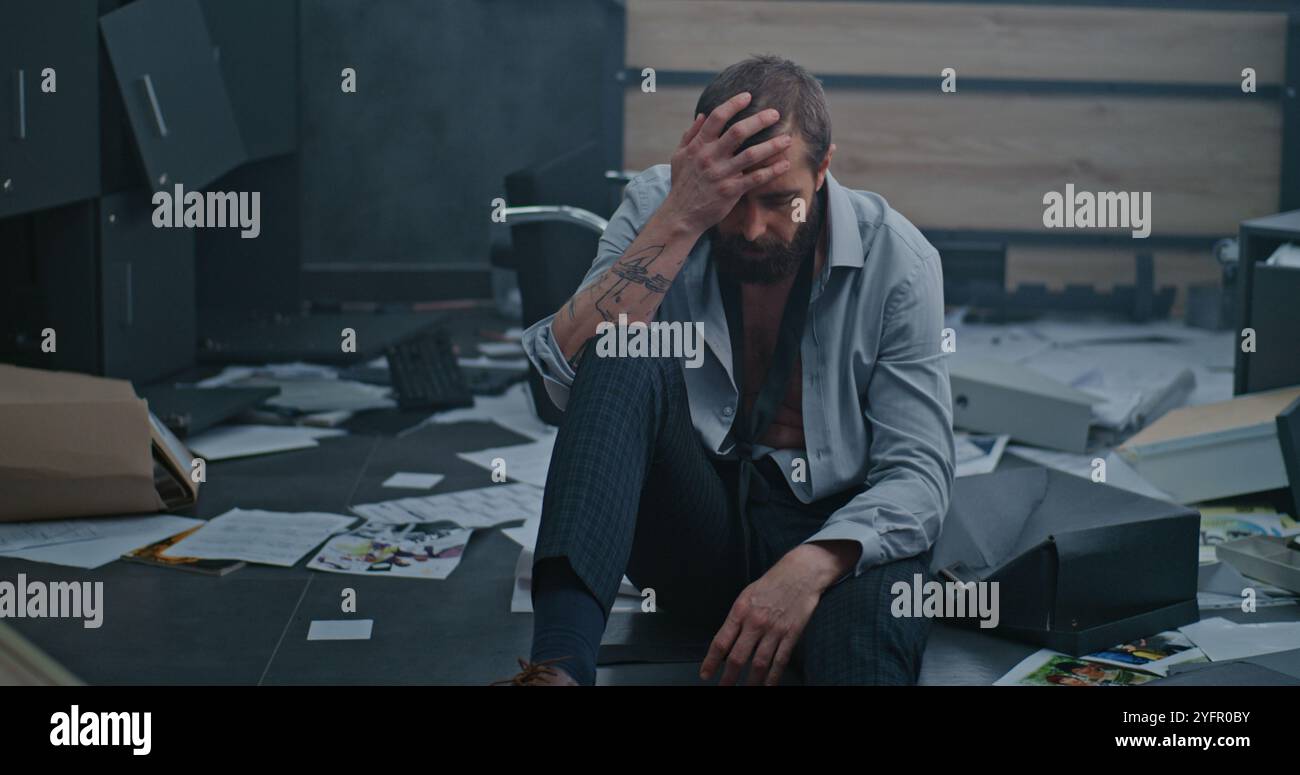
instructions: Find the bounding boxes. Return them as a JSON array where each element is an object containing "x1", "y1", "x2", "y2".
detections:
[{"x1": 532, "y1": 351, "x2": 747, "y2": 617}]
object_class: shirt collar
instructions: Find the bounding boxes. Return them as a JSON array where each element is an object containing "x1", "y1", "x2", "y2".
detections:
[{"x1": 824, "y1": 169, "x2": 866, "y2": 269}]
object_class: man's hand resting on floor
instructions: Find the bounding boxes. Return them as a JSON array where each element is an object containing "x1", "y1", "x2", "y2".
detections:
[{"x1": 700, "y1": 540, "x2": 859, "y2": 686}]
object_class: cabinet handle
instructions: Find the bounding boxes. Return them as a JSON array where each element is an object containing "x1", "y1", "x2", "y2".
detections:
[
  {"x1": 13, "y1": 68, "x2": 25, "y2": 140},
  {"x1": 139, "y1": 74, "x2": 168, "y2": 138}
]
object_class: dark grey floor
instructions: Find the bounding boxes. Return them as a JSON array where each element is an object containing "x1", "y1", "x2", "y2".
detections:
[
  {"x1": 5, "y1": 307, "x2": 1298, "y2": 684},
  {"x1": 7, "y1": 412, "x2": 1297, "y2": 685}
]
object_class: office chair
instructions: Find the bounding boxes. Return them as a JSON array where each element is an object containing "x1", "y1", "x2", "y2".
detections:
[{"x1": 498, "y1": 142, "x2": 631, "y2": 425}]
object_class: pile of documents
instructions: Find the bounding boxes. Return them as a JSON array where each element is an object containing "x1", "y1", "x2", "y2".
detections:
[{"x1": 0, "y1": 515, "x2": 202, "y2": 569}]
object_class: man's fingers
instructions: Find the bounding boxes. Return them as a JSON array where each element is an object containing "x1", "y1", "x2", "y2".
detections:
[
  {"x1": 718, "y1": 624, "x2": 761, "y2": 686},
  {"x1": 714, "y1": 107, "x2": 783, "y2": 156},
  {"x1": 699, "y1": 91, "x2": 752, "y2": 143},
  {"x1": 722, "y1": 132, "x2": 793, "y2": 177},
  {"x1": 699, "y1": 612, "x2": 743, "y2": 681},
  {"x1": 679, "y1": 112, "x2": 707, "y2": 149},
  {"x1": 737, "y1": 158, "x2": 792, "y2": 191},
  {"x1": 745, "y1": 630, "x2": 783, "y2": 686},
  {"x1": 765, "y1": 637, "x2": 796, "y2": 686}
]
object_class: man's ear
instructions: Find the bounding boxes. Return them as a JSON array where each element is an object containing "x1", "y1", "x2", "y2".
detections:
[{"x1": 815, "y1": 143, "x2": 836, "y2": 191}]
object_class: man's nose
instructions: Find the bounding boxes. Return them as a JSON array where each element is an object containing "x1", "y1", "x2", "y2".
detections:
[{"x1": 742, "y1": 202, "x2": 766, "y2": 242}]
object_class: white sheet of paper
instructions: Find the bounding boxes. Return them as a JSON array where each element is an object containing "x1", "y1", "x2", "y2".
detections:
[
  {"x1": 457, "y1": 356, "x2": 529, "y2": 370},
  {"x1": 307, "y1": 619, "x2": 373, "y2": 640},
  {"x1": 417, "y1": 382, "x2": 554, "y2": 441},
  {"x1": 954, "y1": 433, "x2": 1008, "y2": 478},
  {"x1": 186, "y1": 425, "x2": 342, "y2": 461},
  {"x1": 511, "y1": 548, "x2": 642, "y2": 614},
  {"x1": 381, "y1": 472, "x2": 446, "y2": 490},
  {"x1": 1179, "y1": 617, "x2": 1300, "y2": 662},
  {"x1": 0, "y1": 515, "x2": 202, "y2": 569},
  {"x1": 308, "y1": 521, "x2": 471, "y2": 580},
  {"x1": 352, "y1": 483, "x2": 542, "y2": 528},
  {"x1": 0, "y1": 519, "x2": 101, "y2": 552},
  {"x1": 1005, "y1": 445, "x2": 1171, "y2": 501},
  {"x1": 477, "y1": 341, "x2": 524, "y2": 356},
  {"x1": 457, "y1": 436, "x2": 555, "y2": 489},
  {"x1": 161, "y1": 509, "x2": 355, "y2": 567},
  {"x1": 501, "y1": 516, "x2": 541, "y2": 551}
]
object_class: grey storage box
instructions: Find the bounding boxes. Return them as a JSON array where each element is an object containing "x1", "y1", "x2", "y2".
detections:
[{"x1": 932, "y1": 467, "x2": 1200, "y2": 656}]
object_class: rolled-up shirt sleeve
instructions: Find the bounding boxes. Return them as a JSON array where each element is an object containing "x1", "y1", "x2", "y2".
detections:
[
  {"x1": 804, "y1": 248, "x2": 955, "y2": 581},
  {"x1": 520, "y1": 173, "x2": 652, "y2": 412}
]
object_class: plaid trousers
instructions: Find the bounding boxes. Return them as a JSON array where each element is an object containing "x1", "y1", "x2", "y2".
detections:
[{"x1": 533, "y1": 351, "x2": 933, "y2": 685}]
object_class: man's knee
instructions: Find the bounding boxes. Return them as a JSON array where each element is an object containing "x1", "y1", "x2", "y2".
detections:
[
  {"x1": 575, "y1": 336, "x2": 681, "y2": 379},
  {"x1": 799, "y1": 555, "x2": 933, "y2": 685},
  {"x1": 568, "y1": 347, "x2": 684, "y2": 411}
]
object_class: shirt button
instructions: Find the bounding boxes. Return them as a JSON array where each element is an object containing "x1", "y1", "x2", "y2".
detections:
[{"x1": 722, "y1": 406, "x2": 734, "y2": 417}]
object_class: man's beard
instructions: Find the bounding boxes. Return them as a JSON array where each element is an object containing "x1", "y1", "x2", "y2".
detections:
[{"x1": 709, "y1": 189, "x2": 824, "y2": 285}]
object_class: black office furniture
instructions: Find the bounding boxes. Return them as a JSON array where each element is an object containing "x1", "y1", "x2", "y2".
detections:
[
  {"x1": 0, "y1": 1, "x2": 101, "y2": 220},
  {"x1": 1234, "y1": 210, "x2": 1300, "y2": 394}
]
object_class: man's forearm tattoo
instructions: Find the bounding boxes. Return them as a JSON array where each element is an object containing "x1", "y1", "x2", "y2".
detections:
[{"x1": 594, "y1": 244, "x2": 671, "y2": 322}]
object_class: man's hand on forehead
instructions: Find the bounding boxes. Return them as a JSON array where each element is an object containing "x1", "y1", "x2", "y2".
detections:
[{"x1": 660, "y1": 91, "x2": 794, "y2": 236}]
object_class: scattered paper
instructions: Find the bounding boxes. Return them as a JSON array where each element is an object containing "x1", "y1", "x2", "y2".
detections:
[
  {"x1": 0, "y1": 515, "x2": 202, "y2": 569},
  {"x1": 1265, "y1": 243, "x2": 1300, "y2": 268},
  {"x1": 352, "y1": 483, "x2": 542, "y2": 528},
  {"x1": 264, "y1": 379, "x2": 396, "y2": 413},
  {"x1": 308, "y1": 521, "x2": 472, "y2": 580},
  {"x1": 954, "y1": 433, "x2": 1008, "y2": 478},
  {"x1": 1198, "y1": 507, "x2": 1299, "y2": 563},
  {"x1": 1197, "y1": 561, "x2": 1297, "y2": 609},
  {"x1": 381, "y1": 472, "x2": 446, "y2": 490},
  {"x1": 458, "y1": 356, "x2": 529, "y2": 371},
  {"x1": 995, "y1": 648, "x2": 1157, "y2": 686},
  {"x1": 501, "y1": 516, "x2": 541, "y2": 550},
  {"x1": 457, "y1": 436, "x2": 555, "y2": 489},
  {"x1": 416, "y1": 382, "x2": 554, "y2": 441},
  {"x1": 477, "y1": 341, "x2": 524, "y2": 357},
  {"x1": 161, "y1": 509, "x2": 355, "y2": 567},
  {"x1": 511, "y1": 548, "x2": 643, "y2": 614},
  {"x1": 1180, "y1": 617, "x2": 1300, "y2": 662},
  {"x1": 187, "y1": 424, "x2": 346, "y2": 461},
  {"x1": 1005, "y1": 445, "x2": 1171, "y2": 501},
  {"x1": 308, "y1": 619, "x2": 373, "y2": 641},
  {"x1": 1082, "y1": 631, "x2": 1206, "y2": 677},
  {"x1": 0, "y1": 520, "x2": 100, "y2": 553}
]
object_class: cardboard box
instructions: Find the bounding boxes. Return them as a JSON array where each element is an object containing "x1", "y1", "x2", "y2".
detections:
[
  {"x1": 1117, "y1": 384, "x2": 1300, "y2": 504},
  {"x1": 0, "y1": 364, "x2": 197, "y2": 521}
]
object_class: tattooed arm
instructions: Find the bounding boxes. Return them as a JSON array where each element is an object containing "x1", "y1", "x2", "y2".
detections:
[
  {"x1": 552, "y1": 91, "x2": 793, "y2": 366},
  {"x1": 551, "y1": 214, "x2": 700, "y2": 365}
]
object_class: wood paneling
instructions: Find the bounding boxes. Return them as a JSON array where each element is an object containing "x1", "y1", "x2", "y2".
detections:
[
  {"x1": 625, "y1": 86, "x2": 1282, "y2": 236},
  {"x1": 628, "y1": 0, "x2": 1287, "y2": 85}
]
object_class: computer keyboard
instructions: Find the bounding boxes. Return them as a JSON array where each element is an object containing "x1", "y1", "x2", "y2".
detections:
[{"x1": 385, "y1": 330, "x2": 474, "y2": 411}]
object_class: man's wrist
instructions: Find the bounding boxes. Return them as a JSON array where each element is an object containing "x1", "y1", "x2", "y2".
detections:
[
  {"x1": 652, "y1": 198, "x2": 706, "y2": 242},
  {"x1": 788, "y1": 541, "x2": 860, "y2": 591}
]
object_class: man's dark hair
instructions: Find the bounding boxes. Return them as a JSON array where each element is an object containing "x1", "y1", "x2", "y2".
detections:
[{"x1": 693, "y1": 55, "x2": 832, "y2": 173}]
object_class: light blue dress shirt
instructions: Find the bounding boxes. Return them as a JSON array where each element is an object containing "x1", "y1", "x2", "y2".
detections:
[{"x1": 522, "y1": 164, "x2": 955, "y2": 580}]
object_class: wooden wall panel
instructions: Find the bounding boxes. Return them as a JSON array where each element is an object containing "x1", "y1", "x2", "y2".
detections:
[
  {"x1": 625, "y1": 86, "x2": 1282, "y2": 236},
  {"x1": 627, "y1": 0, "x2": 1287, "y2": 84}
]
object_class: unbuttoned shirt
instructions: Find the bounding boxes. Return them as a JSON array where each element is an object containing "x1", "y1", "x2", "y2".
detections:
[{"x1": 522, "y1": 164, "x2": 955, "y2": 581}]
